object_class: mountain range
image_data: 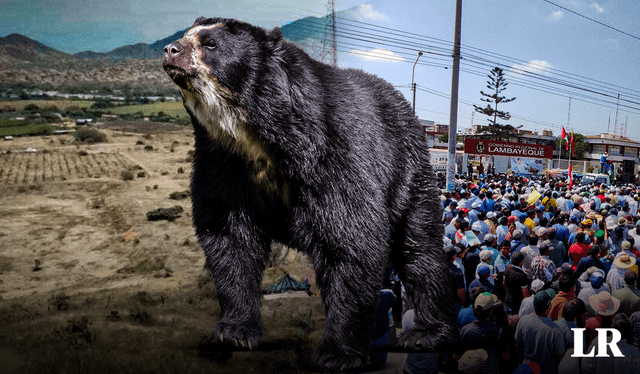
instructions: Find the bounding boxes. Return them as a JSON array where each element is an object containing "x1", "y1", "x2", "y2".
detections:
[{"x1": 0, "y1": 15, "x2": 327, "y2": 62}]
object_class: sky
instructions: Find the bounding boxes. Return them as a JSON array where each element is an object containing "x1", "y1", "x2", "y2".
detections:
[{"x1": 3, "y1": 0, "x2": 640, "y2": 142}]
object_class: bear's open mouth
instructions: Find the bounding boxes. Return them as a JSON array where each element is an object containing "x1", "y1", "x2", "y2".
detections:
[{"x1": 163, "y1": 65, "x2": 191, "y2": 87}]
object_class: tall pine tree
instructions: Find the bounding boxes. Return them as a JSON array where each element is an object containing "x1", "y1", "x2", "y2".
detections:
[{"x1": 473, "y1": 67, "x2": 516, "y2": 139}]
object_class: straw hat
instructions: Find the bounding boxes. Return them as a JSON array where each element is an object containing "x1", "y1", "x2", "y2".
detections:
[
  {"x1": 586, "y1": 211, "x2": 597, "y2": 220},
  {"x1": 589, "y1": 292, "x2": 620, "y2": 316},
  {"x1": 614, "y1": 253, "x2": 636, "y2": 269}
]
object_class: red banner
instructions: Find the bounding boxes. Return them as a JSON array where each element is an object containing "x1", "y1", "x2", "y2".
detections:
[{"x1": 464, "y1": 138, "x2": 554, "y2": 159}]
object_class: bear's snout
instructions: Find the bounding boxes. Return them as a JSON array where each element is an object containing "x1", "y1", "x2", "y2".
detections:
[{"x1": 163, "y1": 41, "x2": 183, "y2": 59}]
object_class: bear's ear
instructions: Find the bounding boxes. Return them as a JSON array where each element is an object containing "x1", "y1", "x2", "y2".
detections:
[
  {"x1": 267, "y1": 27, "x2": 283, "y2": 43},
  {"x1": 193, "y1": 17, "x2": 207, "y2": 26}
]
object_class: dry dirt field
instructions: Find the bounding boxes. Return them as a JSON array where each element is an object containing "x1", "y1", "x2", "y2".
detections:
[{"x1": 0, "y1": 125, "x2": 332, "y2": 374}]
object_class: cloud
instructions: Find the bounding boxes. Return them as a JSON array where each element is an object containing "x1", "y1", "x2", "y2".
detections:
[
  {"x1": 349, "y1": 4, "x2": 389, "y2": 21},
  {"x1": 591, "y1": 3, "x2": 605, "y2": 14},
  {"x1": 548, "y1": 10, "x2": 564, "y2": 21},
  {"x1": 511, "y1": 60, "x2": 553, "y2": 75},
  {"x1": 350, "y1": 48, "x2": 404, "y2": 63}
]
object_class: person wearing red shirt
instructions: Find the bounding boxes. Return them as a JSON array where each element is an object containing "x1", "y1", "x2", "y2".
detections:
[{"x1": 568, "y1": 232, "x2": 591, "y2": 271}]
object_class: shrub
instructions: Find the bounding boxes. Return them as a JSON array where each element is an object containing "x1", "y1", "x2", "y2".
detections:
[
  {"x1": 121, "y1": 170, "x2": 135, "y2": 181},
  {"x1": 74, "y1": 128, "x2": 106, "y2": 144}
]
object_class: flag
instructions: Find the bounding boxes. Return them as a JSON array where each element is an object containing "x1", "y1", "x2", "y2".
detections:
[
  {"x1": 561, "y1": 127, "x2": 567, "y2": 139},
  {"x1": 568, "y1": 163, "x2": 573, "y2": 189},
  {"x1": 570, "y1": 131, "x2": 575, "y2": 156}
]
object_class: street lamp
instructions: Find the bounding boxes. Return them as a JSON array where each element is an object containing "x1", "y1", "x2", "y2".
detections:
[{"x1": 411, "y1": 51, "x2": 424, "y2": 114}]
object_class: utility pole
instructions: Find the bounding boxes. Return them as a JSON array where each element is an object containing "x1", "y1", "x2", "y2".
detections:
[
  {"x1": 446, "y1": 0, "x2": 462, "y2": 192},
  {"x1": 411, "y1": 51, "x2": 423, "y2": 113}
]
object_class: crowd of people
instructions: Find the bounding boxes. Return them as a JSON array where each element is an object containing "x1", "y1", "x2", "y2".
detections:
[{"x1": 396, "y1": 173, "x2": 640, "y2": 374}]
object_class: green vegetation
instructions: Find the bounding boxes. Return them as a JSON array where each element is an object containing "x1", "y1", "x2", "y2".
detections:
[
  {"x1": 0, "y1": 100, "x2": 94, "y2": 111},
  {"x1": 74, "y1": 127, "x2": 107, "y2": 143},
  {"x1": 0, "y1": 122, "x2": 55, "y2": 137},
  {"x1": 108, "y1": 101, "x2": 188, "y2": 120}
]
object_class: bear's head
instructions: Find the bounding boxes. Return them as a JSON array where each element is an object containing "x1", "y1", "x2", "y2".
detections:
[{"x1": 163, "y1": 17, "x2": 284, "y2": 139}]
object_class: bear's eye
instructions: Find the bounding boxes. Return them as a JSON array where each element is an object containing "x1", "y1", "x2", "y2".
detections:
[{"x1": 202, "y1": 41, "x2": 216, "y2": 50}]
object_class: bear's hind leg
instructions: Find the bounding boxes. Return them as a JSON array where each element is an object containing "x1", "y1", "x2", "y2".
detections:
[
  {"x1": 198, "y1": 225, "x2": 271, "y2": 349},
  {"x1": 393, "y1": 191, "x2": 456, "y2": 352},
  {"x1": 309, "y1": 251, "x2": 384, "y2": 371}
]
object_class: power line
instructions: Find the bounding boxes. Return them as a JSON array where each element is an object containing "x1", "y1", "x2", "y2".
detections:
[{"x1": 541, "y1": 0, "x2": 640, "y2": 42}]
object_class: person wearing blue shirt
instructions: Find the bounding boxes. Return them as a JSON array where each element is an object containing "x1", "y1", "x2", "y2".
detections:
[
  {"x1": 483, "y1": 191, "x2": 497, "y2": 213},
  {"x1": 552, "y1": 215, "x2": 570, "y2": 244}
]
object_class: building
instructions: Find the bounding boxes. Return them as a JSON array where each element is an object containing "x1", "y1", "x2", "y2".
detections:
[
  {"x1": 419, "y1": 119, "x2": 449, "y2": 148},
  {"x1": 459, "y1": 125, "x2": 556, "y2": 148},
  {"x1": 584, "y1": 133, "x2": 640, "y2": 175}
]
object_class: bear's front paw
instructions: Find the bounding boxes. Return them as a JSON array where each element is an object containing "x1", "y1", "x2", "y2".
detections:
[
  {"x1": 397, "y1": 323, "x2": 453, "y2": 352},
  {"x1": 310, "y1": 344, "x2": 366, "y2": 372},
  {"x1": 212, "y1": 319, "x2": 262, "y2": 350}
]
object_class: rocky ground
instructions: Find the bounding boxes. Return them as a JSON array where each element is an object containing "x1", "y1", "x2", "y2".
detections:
[{"x1": 0, "y1": 125, "x2": 345, "y2": 374}]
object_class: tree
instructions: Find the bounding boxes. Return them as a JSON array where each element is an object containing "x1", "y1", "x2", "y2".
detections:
[
  {"x1": 473, "y1": 67, "x2": 516, "y2": 139},
  {"x1": 555, "y1": 132, "x2": 588, "y2": 160}
]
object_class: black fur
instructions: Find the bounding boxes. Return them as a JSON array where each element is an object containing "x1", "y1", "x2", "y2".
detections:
[{"x1": 163, "y1": 17, "x2": 455, "y2": 371}]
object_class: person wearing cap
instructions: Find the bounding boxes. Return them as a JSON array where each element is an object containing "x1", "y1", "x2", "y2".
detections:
[
  {"x1": 612, "y1": 270, "x2": 640, "y2": 316},
  {"x1": 582, "y1": 313, "x2": 640, "y2": 374},
  {"x1": 548, "y1": 275, "x2": 577, "y2": 321},
  {"x1": 577, "y1": 268, "x2": 610, "y2": 317},
  {"x1": 469, "y1": 264, "x2": 495, "y2": 294},
  {"x1": 468, "y1": 202, "x2": 481, "y2": 226},
  {"x1": 480, "y1": 234, "x2": 499, "y2": 264},
  {"x1": 458, "y1": 286, "x2": 488, "y2": 332},
  {"x1": 457, "y1": 349, "x2": 489, "y2": 374},
  {"x1": 518, "y1": 279, "x2": 546, "y2": 317},
  {"x1": 510, "y1": 229, "x2": 527, "y2": 253},
  {"x1": 606, "y1": 252, "x2": 638, "y2": 293},
  {"x1": 504, "y1": 252, "x2": 530, "y2": 315},
  {"x1": 530, "y1": 242, "x2": 557, "y2": 284},
  {"x1": 455, "y1": 292, "x2": 510, "y2": 374},
  {"x1": 567, "y1": 215, "x2": 579, "y2": 235},
  {"x1": 447, "y1": 246, "x2": 466, "y2": 312},
  {"x1": 575, "y1": 244, "x2": 607, "y2": 279},
  {"x1": 515, "y1": 289, "x2": 566, "y2": 374},
  {"x1": 568, "y1": 232, "x2": 591, "y2": 272},
  {"x1": 484, "y1": 211, "x2": 497, "y2": 236}
]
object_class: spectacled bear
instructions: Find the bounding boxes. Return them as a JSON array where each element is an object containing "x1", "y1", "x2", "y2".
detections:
[{"x1": 163, "y1": 17, "x2": 455, "y2": 371}]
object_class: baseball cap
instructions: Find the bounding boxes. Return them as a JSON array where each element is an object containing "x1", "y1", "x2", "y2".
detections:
[
  {"x1": 533, "y1": 289, "x2": 553, "y2": 311},
  {"x1": 513, "y1": 229, "x2": 523, "y2": 240},
  {"x1": 560, "y1": 263, "x2": 574, "y2": 275},
  {"x1": 474, "y1": 292, "x2": 498, "y2": 311},
  {"x1": 458, "y1": 349, "x2": 488, "y2": 374},
  {"x1": 590, "y1": 269, "x2": 605, "y2": 288},
  {"x1": 477, "y1": 264, "x2": 491, "y2": 277},
  {"x1": 530, "y1": 279, "x2": 545, "y2": 293}
]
